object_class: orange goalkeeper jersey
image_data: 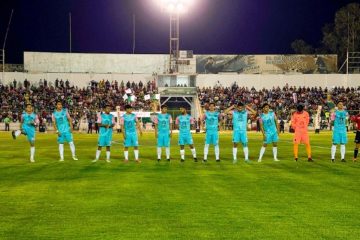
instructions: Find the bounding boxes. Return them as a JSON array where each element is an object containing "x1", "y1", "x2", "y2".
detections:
[{"x1": 291, "y1": 111, "x2": 309, "y2": 132}]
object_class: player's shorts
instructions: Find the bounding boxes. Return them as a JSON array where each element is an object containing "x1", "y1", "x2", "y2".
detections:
[
  {"x1": 157, "y1": 132, "x2": 170, "y2": 147},
  {"x1": 124, "y1": 133, "x2": 138, "y2": 147},
  {"x1": 205, "y1": 131, "x2": 219, "y2": 145},
  {"x1": 332, "y1": 131, "x2": 348, "y2": 145},
  {"x1": 355, "y1": 131, "x2": 360, "y2": 144},
  {"x1": 98, "y1": 134, "x2": 113, "y2": 147},
  {"x1": 24, "y1": 128, "x2": 35, "y2": 143},
  {"x1": 264, "y1": 131, "x2": 279, "y2": 144},
  {"x1": 232, "y1": 131, "x2": 248, "y2": 144},
  {"x1": 58, "y1": 131, "x2": 73, "y2": 144},
  {"x1": 178, "y1": 134, "x2": 193, "y2": 145},
  {"x1": 293, "y1": 131, "x2": 310, "y2": 144}
]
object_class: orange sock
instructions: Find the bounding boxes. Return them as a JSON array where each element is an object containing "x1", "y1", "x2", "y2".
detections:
[
  {"x1": 294, "y1": 144, "x2": 299, "y2": 158},
  {"x1": 306, "y1": 144, "x2": 312, "y2": 158}
]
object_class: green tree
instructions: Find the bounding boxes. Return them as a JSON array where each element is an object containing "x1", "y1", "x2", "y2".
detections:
[{"x1": 291, "y1": 39, "x2": 314, "y2": 54}]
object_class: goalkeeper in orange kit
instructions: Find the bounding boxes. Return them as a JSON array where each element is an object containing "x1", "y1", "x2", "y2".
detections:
[{"x1": 291, "y1": 103, "x2": 313, "y2": 162}]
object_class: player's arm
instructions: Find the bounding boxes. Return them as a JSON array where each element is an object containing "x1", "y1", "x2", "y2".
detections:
[
  {"x1": 175, "y1": 117, "x2": 179, "y2": 130},
  {"x1": 52, "y1": 113, "x2": 60, "y2": 135},
  {"x1": 169, "y1": 116, "x2": 173, "y2": 138},
  {"x1": 66, "y1": 110, "x2": 74, "y2": 132},
  {"x1": 20, "y1": 115, "x2": 24, "y2": 132},
  {"x1": 136, "y1": 117, "x2": 143, "y2": 136},
  {"x1": 330, "y1": 112, "x2": 335, "y2": 126},
  {"x1": 259, "y1": 118, "x2": 266, "y2": 140},
  {"x1": 201, "y1": 114, "x2": 206, "y2": 131},
  {"x1": 290, "y1": 113, "x2": 296, "y2": 130},
  {"x1": 224, "y1": 105, "x2": 235, "y2": 114},
  {"x1": 153, "y1": 117, "x2": 158, "y2": 138},
  {"x1": 120, "y1": 117, "x2": 126, "y2": 139},
  {"x1": 96, "y1": 113, "x2": 105, "y2": 128},
  {"x1": 246, "y1": 105, "x2": 257, "y2": 118},
  {"x1": 274, "y1": 114, "x2": 280, "y2": 133}
]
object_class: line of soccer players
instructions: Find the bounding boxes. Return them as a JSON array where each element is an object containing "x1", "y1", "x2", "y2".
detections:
[{"x1": 12, "y1": 101, "x2": 360, "y2": 163}]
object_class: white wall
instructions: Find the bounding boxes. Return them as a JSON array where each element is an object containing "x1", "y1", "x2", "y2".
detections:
[
  {"x1": 1, "y1": 72, "x2": 360, "y2": 89},
  {"x1": 24, "y1": 52, "x2": 169, "y2": 74}
]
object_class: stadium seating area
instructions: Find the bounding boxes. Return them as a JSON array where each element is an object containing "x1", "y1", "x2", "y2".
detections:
[{"x1": 0, "y1": 79, "x2": 158, "y2": 125}]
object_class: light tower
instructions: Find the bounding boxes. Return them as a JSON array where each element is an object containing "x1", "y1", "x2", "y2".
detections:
[{"x1": 159, "y1": 0, "x2": 193, "y2": 73}]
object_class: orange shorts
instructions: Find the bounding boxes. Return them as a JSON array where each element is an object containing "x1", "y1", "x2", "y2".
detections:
[{"x1": 293, "y1": 131, "x2": 310, "y2": 144}]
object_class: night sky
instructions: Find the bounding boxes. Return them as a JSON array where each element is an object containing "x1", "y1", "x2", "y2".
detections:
[{"x1": 0, "y1": 0, "x2": 358, "y2": 63}]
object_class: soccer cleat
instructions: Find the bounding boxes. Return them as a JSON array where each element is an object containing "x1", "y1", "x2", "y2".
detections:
[
  {"x1": 72, "y1": 156, "x2": 78, "y2": 161},
  {"x1": 180, "y1": 159, "x2": 185, "y2": 162},
  {"x1": 294, "y1": 158, "x2": 298, "y2": 162},
  {"x1": 341, "y1": 159, "x2": 346, "y2": 162},
  {"x1": 202, "y1": 159, "x2": 207, "y2": 163},
  {"x1": 274, "y1": 158, "x2": 280, "y2": 162},
  {"x1": 331, "y1": 159, "x2": 335, "y2": 163},
  {"x1": 244, "y1": 159, "x2": 251, "y2": 163},
  {"x1": 123, "y1": 159, "x2": 129, "y2": 163},
  {"x1": 167, "y1": 158, "x2": 171, "y2": 162},
  {"x1": 308, "y1": 158, "x2": 314, "y2": 162},
  {"x1": 30, "y1": 158, "x2": 35, "y2": 163},
  {"x1": 216, "y1": 159, "x2": 221, "y2": 162},
  {"x1": 12, "y1": 130, "x2": 16, "y2": 140},
  {"x1": 353, "y1": 158, "x2": 357, "y2": 162},
  {"x1": 92, "y1": 159, "x2": 98, "y2": 163},
  {"x1": 106, "y1": 159, "x2": 111, "y2": 163},
  {"x1": 157, "y1": 159, "x2": 161, "y2": 162},
  {"x1": 59, "y1": 158, "x2": 64, "y2": 162},
  {"x1": 233, "y1": 159, "x2": 238, "y2": 164},
  {"x1": 135, "y1": 159, "x2": 141, "y2": 164},
  {"x1": 257, "y1": 159, "x2": 262, "y2": 162},
  {"x1": 193, "y1": 158, "x2": 198, "y2": 162}
]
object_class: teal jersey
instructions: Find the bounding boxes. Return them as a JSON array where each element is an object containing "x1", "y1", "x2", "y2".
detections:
[
  {"x1": 232, "y1": 110, "x2": 248, "y2": 132},
  {"x1": 176, "y1": 114, "x2": 193, "y2": 135},
  {"x1": 333, "y1": 110, "x2": 348, "y2": 132},
  {"x1": 98, "y1": 113, "x2": 114, "y2": 135},
  {"x1": 21, "y1": 112, "x2": 37, "y2": 130},
  {"x1": 260, "y1": 111, "x2": 277, "y2": 134},
  {"x1": 122, "y1": 113, "x2": 137, "y2": 134},
  {"x1": 156, "y1": 113, "x2": 172, "y2": 134},
  {"x1": 204, "y1": 111, "x2": 220, "y2": 132},
  {"x1": 53, "y1": 109, "x2": 71, "y2": 133}
]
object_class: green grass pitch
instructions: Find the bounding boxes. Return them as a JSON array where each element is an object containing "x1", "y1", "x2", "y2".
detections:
[{"x1": 0, "y1": 131, "x2": 359, "y2": 239}]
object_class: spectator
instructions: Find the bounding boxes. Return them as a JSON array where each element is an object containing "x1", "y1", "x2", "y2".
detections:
[{"x1": 4, "y1": 115, "x2": 11, "y2": 131}]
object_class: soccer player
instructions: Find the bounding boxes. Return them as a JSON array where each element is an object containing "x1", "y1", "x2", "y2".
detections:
[
  {"x1": 351, "y1": 112, "x2": 360, "y2": 162},
  {"x1": 257, "y1": 103, "x2": 280, "y2": 162},
  {"x1": 121, "y1": 105, "x2": 142, "y2": 163},
  {"x1": 12, "y1": 104, "x2": 39, "y2": 162},
  {"x1": 291, "y1": 103, "x2": 313, "y2": 162},
  {"x1": 153, "y1": 105, "x2": 173, "y2": 162},
  {"x1": 52, "y1": 101, "x2": 78, "y2": 161},
  {"x1": 175, "y1": 107, "x2": 197, "y2": 162},
  {"x1": 330, "y1": 102, "x2": 348, "y2": 162},
  {"x1": 202, "y1": 102, "x2": 222, "y2": 162},
  {"x1": 225, "y1": 102, "x2": 257, "y2": 163},
  {"x1": 93, "y1": 105, "x2": 116, "y2": 163}
]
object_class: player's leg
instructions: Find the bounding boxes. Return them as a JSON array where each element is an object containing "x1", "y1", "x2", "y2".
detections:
[
  {"x1": 272, "y1": 133, "x2": 279, "y2": 161},
  {"x1": 133, "y1": 134, "x2": 140, "y2": 163},
  {"x1": 157, "y1": 134, "x2": 163, "y2": 162},
  {"x1": 189, "y1": 143, "x2": 197, "y2": 162},
  {"x1": 242, "y1": 133, "x2": 249, "y2": 162},
  {"x1": 354, "y1": 142, "x2": 360, "y2": 162},
  {"x1": 180, "y1": 145, "x2": 185, "y2": 162},
  {"x1": 303, "y1": 134, "x2": 312, "y2": 162},
  {"x1": 58, "y1": 133, "x2": 65, "y2": 161},
  {"x1": 293, "y1": 132, "x2": 301, "y2": 161},
  {"x1": 203, "y1": 132, "x2": 210, "y2": 162},
  {"x1": 331, "y1": 131, "x2": 339, "y2": 162},
  {"x1": 94, "y1": 146, "x2": 102, "y2": 162},
  {"x1": 106, "y1": 146, "x2": 111, "y2": 162},
  {"x1": 124, "y1": 146, "x2": 129, "y2": 162},
  {"x1": 67, "y1": 132, "x2": 78, "y2": 160},
  {"x1": 232, "y1": 131, "x2": 239, "y2": 163},
  {"x1": 340, "y1": 132, "x2": 348, "y2": 162},
  {"x1": 165, "y1": 134, "x2": 171, "y2": 161},
  {"x1": 214, "y1": 132, "x2": 220, "y2": 162},
  {"x1": 258, "y1": 143, "x2": 267, "y2": 162},
  {"x1": 29, "y1": 140, "x2": 35, "y2": 163}
]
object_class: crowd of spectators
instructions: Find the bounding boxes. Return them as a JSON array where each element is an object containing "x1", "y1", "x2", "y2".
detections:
[
  {"x1": 198, "y1": 82, "x2": 360, "y2": 130},
  {"x1": 0, "y1": 78, "x2": 158, "y2": 127}
]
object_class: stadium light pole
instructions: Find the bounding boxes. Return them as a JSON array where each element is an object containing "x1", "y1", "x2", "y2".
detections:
[{"x1": 158, "y1": 0, "x2": 193, "y2": 73}]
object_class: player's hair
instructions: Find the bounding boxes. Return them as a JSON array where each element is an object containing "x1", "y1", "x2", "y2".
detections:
[
  {"x1": 336, "y1": 101, "x2": 343, "y2": 105},
  {"x1": 161, "y1": 105, "x2": 168, "y2": 109},
  {"x1": 208, "y1": 102, "x2": 215, "y2": 106},
  {"x1": 262, "y1": 103, "x2": 269, "y2": 109},
  {"x1": 296, "y1": 103, "x2": 304, "y2": 112},
  {"x1": 56, "y1": 100, "x2": 63, "y2": 105},
  {"x1": 25, "y1": 103, "x2": 32, "y2": 107},
  {"x1": 236, "y1": 102, "x2": 245, "y2": 107},
  {"x1": 125, "y1": 105, "x2": 132, "y2": 110}
]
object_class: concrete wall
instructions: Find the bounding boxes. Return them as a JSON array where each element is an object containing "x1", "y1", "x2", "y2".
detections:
[{"x1": 1, "y1": 72, "x2": 360, "y2": 89}]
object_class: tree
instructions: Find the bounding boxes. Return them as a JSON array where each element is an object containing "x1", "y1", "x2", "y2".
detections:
[{"x1": 291, "y1": 39, "x2": 314, "y2": 54}]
